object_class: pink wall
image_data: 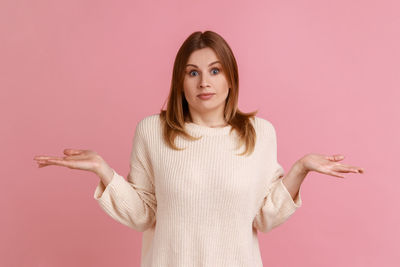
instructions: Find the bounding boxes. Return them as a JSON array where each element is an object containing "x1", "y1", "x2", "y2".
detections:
[{"x1": 2, "y1": 0, "x2": 399, "y2": 266}]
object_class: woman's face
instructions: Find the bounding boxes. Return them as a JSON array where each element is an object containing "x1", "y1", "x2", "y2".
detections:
[{"x1": 183, "y1": 47, "x2": 230, "y2": 119}]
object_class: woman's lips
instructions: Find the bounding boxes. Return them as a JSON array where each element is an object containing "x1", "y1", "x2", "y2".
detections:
[{"x1": 197, "y1": 93, "x2": 215, "y2": 100}]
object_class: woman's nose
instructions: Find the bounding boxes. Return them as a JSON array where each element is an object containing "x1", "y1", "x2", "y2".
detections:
[{"x1": 199, "y1": 76, "x2": 210, "y2": 88}]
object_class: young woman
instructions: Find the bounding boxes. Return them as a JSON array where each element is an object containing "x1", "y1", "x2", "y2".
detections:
[{"x1": 34, "y1": 30, "x2": 364, "y2": 267}]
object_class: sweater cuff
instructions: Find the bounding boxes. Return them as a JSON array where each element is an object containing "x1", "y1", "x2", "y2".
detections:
[
  {"x1": 93, "y1": 169, "x2": 126, "y2": 201},
  {"x1": 277, "y1": 178, "x2": 302, "y2": 210}
]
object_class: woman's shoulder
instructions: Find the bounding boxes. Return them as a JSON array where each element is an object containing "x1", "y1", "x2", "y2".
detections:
[
  {"x1": 132, "y1": 113, "x2": 163, "y2": 141},
  {"x1": 136, "y1": 113, "x2": 162, "y2": 129},
  {"x1": 253, "y1": 116, "x2": 276, "y2": 134}
]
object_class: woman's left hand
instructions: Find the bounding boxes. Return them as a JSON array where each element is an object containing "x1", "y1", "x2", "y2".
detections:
[{"x1": 299, "y1": 153, "x2": 364, "y2": 178}]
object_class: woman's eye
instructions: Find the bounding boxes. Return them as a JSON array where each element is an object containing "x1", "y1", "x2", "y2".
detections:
[
  {"x1": 189, "y1": 70, "x2": 198, "y2": 76},
  {"x1": 211, "y1": 68, "x2": 220, "y2": 74},
  {"x1": 188, "y1": 68, "x2": 220, "y2": 77}
]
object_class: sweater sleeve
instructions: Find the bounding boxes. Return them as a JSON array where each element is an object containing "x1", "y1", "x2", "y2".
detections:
[
  {"x1": 252, "y1": 122, "x2": 302, "y2": 233},
  {"x1": 93, "y1": 119, "x2": 157, "y2": 232}
]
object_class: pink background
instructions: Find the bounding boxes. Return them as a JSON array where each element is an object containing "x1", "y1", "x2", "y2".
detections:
[{"x1": 2, "y1": 0, "x2": 399, "y2": 266}]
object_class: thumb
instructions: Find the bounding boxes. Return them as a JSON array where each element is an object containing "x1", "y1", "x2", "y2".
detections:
[
  {"x1": 63, "y1": 149, "x2": 83, "y2": 155},
  {"x1": 326, "y1": 154, "x2": 345, "y2": 161}
]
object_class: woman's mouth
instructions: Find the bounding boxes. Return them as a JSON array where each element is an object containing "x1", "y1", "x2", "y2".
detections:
[{"x1": 197, "y1": 93, "x2": 215, "y2": 100}]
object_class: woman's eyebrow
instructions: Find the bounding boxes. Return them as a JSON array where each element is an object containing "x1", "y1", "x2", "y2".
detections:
[{"x1": 185, "y1": 60, "x2": 221, "y2": 68}]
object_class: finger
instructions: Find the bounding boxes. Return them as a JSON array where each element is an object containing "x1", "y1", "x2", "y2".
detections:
[
  {"x1": 34, "y1": 156, "x2": 60, "y2": 160},
  {"x1": 45, "y1": 158, "x2": 74, "y2": 168},
  {"x1": 64, "y1": 149, "x2": 84, "y2": 155},
  {"x1": 37, "y1": 163, "x2": 49, "y2": 168},
  {"x1": 34, "y1": 155, "x2": 51, "y2": 160},
  {"x1": 328, "y1": 171, "x2": 345, "y2": 178},
  {"x1": 334, "y1": 164, "x2": 364, "y2": 174},
  {"x1": 63, "y1": 154, "x2": 89, "y2": 161},
  {"x1": 34, "y1": 156, "x2": 64, "y2": 162},
  {"x1": 332, "y1": 164, "x2": 359, "y2": 173},
  {"x1": 325, "y1": 154, "x2": 345, "y2": 161},
  {"x1": 36, "y1": 158, "x2": 69, "y2": 168},
  {"x1": 349, "y1": 166, "x2": 365, "y2": 173},
  {"x1": 337, "y1": 167, "x2": 359, "y2": 173}
]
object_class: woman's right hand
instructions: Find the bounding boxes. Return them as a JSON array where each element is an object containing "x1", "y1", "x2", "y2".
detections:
[{"x1": 33, "y1": 149, "x2": 105, "y2": 175}]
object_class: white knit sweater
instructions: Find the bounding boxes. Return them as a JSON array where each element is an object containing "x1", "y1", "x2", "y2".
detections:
[{"x1": 93, "y1": 114, "x2": 302, "y2": 267}]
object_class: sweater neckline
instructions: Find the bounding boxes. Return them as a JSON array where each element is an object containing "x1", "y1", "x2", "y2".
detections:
[{"x1": 184, "y1": 121, "x2": 233, "y2": 136}]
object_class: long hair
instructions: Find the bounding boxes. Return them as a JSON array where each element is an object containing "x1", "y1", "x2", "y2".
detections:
[{"x1": 159, "y1": 30, "x2": 258, "y2": 156}]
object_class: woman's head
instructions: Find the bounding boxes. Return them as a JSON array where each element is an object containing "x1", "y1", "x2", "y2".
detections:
[
  {"x1": 167, "y1": 30, "x2": 240, "y2": 123},
  {"x1": 160, "y1": 30, "x2": 258, "y2": 156}
]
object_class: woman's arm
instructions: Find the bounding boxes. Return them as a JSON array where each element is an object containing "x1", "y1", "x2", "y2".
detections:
[
  {"x1": 93, "y1": 119, "x2": 157, "y2": 232},
  {"x1": 282, "y1": 160, "x2": 308, "y2": 201},
  {"x1": 282, "y1": 154, "x2": 364, "y2": 201}
]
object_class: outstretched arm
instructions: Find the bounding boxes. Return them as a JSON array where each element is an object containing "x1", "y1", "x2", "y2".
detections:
[
  {"x1": 283, "y1": 153, "x2": 365, "y2": 200},
  {"x1": 93, "y1": 119, "x2": 157, "y2": 232}
]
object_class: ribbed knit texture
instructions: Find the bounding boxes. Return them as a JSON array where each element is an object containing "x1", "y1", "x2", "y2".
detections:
[{"x1": 93, "y1": 114, "x2": 302, "y2": 267}]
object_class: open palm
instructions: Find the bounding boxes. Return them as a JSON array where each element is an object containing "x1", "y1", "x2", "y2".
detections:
[
  {"x1": 33, "y1": 149, "x2": 103, "y2": 174},
  {"x1": 300, "y1": 153, "x2": 364, "y2": 178}
]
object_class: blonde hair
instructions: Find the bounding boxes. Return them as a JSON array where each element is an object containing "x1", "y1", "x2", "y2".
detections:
[{"x1": 159, "y1": 30, "x2": 258, "y2": 156}]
